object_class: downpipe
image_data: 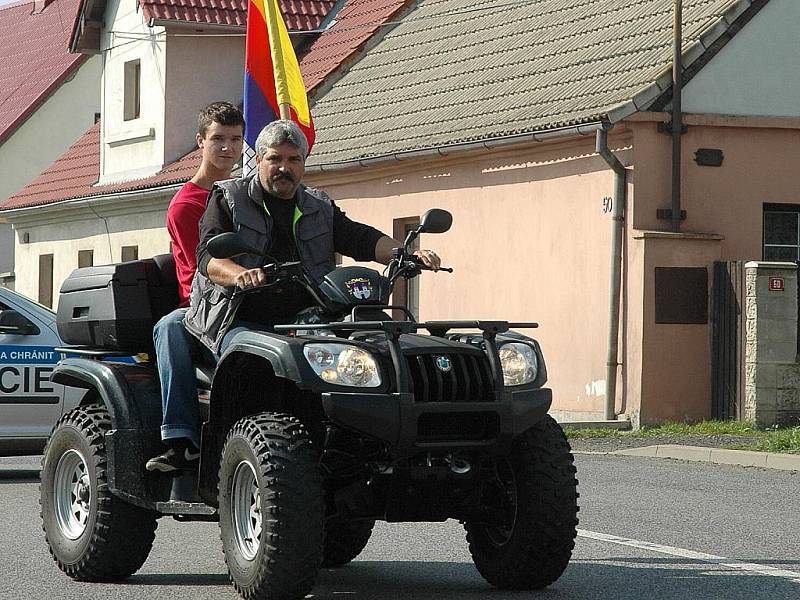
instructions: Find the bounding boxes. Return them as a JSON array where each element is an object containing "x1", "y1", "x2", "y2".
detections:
[
  {"x1": 596, "y1": 127, "x2": 628, "y2": 421},
  {"x1": 671, "y1": 0, "x2": 683, "y2": 233}
]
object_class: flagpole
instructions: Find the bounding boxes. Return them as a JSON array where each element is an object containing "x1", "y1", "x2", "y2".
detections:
[{"x1": 279, "y1": 104, "x2": 291, "y2": 120}]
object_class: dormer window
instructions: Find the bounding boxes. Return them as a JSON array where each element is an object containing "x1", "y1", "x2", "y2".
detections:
[{"x1": 123, "y1": 59, "x2": 141, "y2": 121}]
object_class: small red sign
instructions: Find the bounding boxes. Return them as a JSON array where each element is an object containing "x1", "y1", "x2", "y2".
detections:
[{"x1": 769, "y1": 277, "x2": 785, "y2": 292}]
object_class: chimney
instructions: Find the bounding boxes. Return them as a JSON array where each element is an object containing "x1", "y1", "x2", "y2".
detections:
[{"x1": 32, "y1": 0, "x2": 55, "y2": 14}]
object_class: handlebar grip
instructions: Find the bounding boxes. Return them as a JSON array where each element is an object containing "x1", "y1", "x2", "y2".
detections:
[{"x1": 410, "y1": 259, "x2": 452, "y2": 273}]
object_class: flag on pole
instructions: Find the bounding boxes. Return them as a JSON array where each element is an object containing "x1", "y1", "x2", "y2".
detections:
[{"x1": 243, "y1": 0, "x2": 315, "y2": 175}]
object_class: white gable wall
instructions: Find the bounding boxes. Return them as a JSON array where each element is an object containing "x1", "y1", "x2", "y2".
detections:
[
  {"x1": 0, "y1": 57, "x2": 101, "y2": 206},
  {"x1": 682, "y1": 0, "x2": 800, "y2": 118},
  {"x1": 98, "y1": 3, "x2": 245, "y2": 184},
  {"x1": 98, "y1": 0, "x2": 167, "y2": 184},
  {"x1": 164, "y1": 33, "x2": 245, "y2": 162},
  {"x1": 0, "y1": 55, "x2": 101, "y2": 284}
]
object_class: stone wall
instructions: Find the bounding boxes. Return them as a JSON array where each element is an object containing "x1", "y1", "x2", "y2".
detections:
[{"x1": 744, "y1": 261, "x2": 800, "y2": 426}]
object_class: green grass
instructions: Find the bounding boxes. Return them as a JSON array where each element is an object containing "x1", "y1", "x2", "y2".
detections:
[
  {"x1": 563, "y1": 420, "x2": 756, "y2": 439},
  {"x1": 728, "y1": 427, "x2": 800, "y2": 454},
  {"x1": 563, "y1": 420, "x2": 800, "y2": 454}
]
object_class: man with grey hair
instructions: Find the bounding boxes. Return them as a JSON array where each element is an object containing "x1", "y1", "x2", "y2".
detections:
[{"x1": 184, "y1": 120, "x2": 442, "y2": 354}]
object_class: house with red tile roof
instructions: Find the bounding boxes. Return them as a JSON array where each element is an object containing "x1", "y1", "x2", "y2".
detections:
[
  {"x1": 0, "y1": 0, "x2": 406, "y2": 304},
  {"x1": 0, "y1": 0, "x2": 102, "y2": 288},
  {"x1": 8, "y1": 0, "x2": 800, "y2": 427}
]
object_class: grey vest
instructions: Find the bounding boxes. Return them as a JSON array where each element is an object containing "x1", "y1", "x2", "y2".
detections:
[{"x1": 184, "y1": 175, "x2": 336, "y2": 352}]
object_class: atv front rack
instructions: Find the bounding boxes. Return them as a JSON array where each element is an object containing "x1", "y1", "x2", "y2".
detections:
[{"x1": 274, "y1": 319, "x2": 538, "y2": 395}]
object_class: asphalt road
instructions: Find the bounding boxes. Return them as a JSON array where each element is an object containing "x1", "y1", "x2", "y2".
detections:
[{"x1": 0, "y1": 453, "x2": 797, "y2": 600}]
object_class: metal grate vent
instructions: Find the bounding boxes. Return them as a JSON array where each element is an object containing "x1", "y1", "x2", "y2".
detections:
[{"x1": 405, "y1": 352, "x2": 495, "y2": 403}]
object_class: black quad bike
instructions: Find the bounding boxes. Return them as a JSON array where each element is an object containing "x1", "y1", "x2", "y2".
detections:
[{"x1": 40, "y1": 208, "x2": 578, "y2": 599}]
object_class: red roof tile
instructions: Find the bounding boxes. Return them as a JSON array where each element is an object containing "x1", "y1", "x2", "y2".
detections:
[
  {"x1": 300, "y1": 0, "x2": 408, "y2": 92},
  {"x1": 0, "y1": 0, "x2": 87, "y2": 145},
  {"x1": 140, "y1": 0, "x2": 337, "y2": 30},
  {"x1": 1, "y1": 0, "x2": 405, "y2": 211},
  {"x1": 0, "y1": 122, "x2": 203, "y2": 210}
]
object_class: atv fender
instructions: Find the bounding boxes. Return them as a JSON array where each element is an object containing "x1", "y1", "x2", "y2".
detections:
[
  {"x1": 51, "y1": 358, "x2": 168, "y2": 509},
  {"x1": 52, "y1": 358, "x2": 162, "y2": 430},
  {"x1": 218, "y1": 330, "x2": 305, "y2": 382}
]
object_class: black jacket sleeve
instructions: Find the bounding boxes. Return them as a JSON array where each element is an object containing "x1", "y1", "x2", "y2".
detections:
[
  {"x1": 196, "y1": 187, "x2": 235, "y2": 277},
  {"x1": 331, "y1": 202, "x2": 386, "y2": 262}
]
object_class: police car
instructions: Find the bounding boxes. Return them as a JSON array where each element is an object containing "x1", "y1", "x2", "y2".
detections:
[{"x1": 0, "y1": 286, "x2": 85, "y2": 456}]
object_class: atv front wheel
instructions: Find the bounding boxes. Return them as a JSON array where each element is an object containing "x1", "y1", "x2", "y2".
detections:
[
  {"x1": 40, "y1": 404, "x2": 158, "y2": 581},
  {"x1": 218, "y1": 413, "x2": 323, "y2": 599},
  {"x1": 321, "y1": 517, "x2": 375, "y2": 568},
  {"x1": 465, "y1": 414, "x2": 578, "y2": 589}
]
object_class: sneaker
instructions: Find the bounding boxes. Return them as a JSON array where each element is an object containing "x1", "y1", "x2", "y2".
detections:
[{"x1": 145, "y1": 441, "x2": 200, "y2": 472}]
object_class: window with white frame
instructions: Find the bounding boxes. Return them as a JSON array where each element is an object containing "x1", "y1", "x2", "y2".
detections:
[{"x1": 763, "y1": 204, "x2": 800, "y2": 261}]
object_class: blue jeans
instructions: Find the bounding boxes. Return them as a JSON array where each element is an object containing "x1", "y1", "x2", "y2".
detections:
[{"x1": 153, "y1": 308, "x2": 204, "y2": 448}]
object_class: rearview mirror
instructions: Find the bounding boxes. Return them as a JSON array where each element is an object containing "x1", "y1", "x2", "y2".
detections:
[
  {"x1": 418, "y1": 208, "x2": 452, "y2": 234},
  {"x1": 207, "y1": 232, "x2": 261, "y2": 259}
]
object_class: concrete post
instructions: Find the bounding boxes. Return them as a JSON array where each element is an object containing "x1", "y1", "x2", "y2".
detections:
[{"x1": 744, "y1": 261, "x2": 800, "y2": 427}]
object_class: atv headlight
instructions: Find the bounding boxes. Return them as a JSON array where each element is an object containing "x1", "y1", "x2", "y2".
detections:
[
  {"x1": 303, "y1": 343, "x2": 381, "y2": 387},
  {"x1": 499, "y1": 342, "x2": 538, "y2": 386}
]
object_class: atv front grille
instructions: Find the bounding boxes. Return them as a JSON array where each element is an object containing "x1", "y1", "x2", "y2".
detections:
[{"x1": 405, "y1": 352, "x2": 495, "y2": 403}]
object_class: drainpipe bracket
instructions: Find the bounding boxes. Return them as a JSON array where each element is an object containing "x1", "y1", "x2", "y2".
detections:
[{"x1": 657, "y1": 121, "x2": 688, "y2": 134}]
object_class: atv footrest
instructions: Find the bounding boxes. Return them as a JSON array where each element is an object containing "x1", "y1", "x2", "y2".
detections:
[{"x1": 155, "y1": 500, "x2": 217, "y2": 515}]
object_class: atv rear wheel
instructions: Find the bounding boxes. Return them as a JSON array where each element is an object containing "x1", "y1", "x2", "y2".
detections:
[
  {"x1": 465, "y1": 414, "x2": 578, "y2": 589},
  {"x1": 40, "y1": 404, "x2": 158, "y2": 581},
  {"x1": 321, "y1": 517, "x2": 375, "y2": 568},
  {"x1": 218, "y1": 413, "x2": 323, "y2": 600}
]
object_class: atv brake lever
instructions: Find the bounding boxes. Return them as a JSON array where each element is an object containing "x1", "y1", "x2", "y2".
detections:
[{"x1": 408, "y1": 258, "x2": 453, "y2": 273}]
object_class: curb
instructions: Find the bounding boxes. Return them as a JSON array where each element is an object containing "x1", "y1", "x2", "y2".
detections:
[{"x1": 601, "y1": 445, "x2": 800, "y2": 472}]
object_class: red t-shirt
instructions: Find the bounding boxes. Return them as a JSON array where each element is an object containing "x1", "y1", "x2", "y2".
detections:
[{"x1": 167, "y1": 181, "x2": 210, "y2": 306}]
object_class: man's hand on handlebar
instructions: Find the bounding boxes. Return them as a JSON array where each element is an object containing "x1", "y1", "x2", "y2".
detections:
[
  {"x1": 412, "y1": 249, "x2": 442, "y2": 271},
  {"x1": 234, "y1": 267, "x2": 267, "y2": 289}
]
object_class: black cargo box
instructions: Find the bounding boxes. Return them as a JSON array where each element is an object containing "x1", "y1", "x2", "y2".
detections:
[{"x1": 57, "y1": 254, "x2": 178, "y2": 352}]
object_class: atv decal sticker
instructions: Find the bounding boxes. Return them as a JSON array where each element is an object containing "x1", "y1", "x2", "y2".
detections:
[
  {"x1": 345, "y1": 277, "x2": 373, "y2": 300},
  {"x1": 435, "y1": 355, "x2": 452, "y2": 373}
]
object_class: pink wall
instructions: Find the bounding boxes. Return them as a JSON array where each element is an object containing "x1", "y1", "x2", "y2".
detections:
[
  {"x1": 306, "y1": 116, "x2": 800, "y2": 424},
  {"x1": 631, "y1": 116, "x2": 800, "y2": 260},
  {"x1": 629, "y1": 116, "x2": 800, "y2": 423},
  {"x1": 307, "y1": 136, "x2": 631, "y2": 417},
  {"x1": 634, "y1": 233, "x2": 722, "y2": 423}
]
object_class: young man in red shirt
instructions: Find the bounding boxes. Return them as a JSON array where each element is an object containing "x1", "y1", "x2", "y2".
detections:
[{"x1": 146, "y1": 102, "x2": 244, "y2": 472}]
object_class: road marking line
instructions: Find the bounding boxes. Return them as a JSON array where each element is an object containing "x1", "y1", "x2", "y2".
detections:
[{"x1": 577, "y1": 529, "x2": 800, "y2": 584}]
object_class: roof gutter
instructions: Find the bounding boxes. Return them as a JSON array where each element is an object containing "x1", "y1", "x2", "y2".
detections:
[
  {"x1": 148, "y1": 19, "x2": 244, "y2": 31},
  {"x1": 305, "y1": 122, "x2": 606, "y2": 173}
]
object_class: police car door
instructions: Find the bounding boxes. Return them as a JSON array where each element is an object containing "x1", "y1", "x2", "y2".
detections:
[{"x1": 0, "y1": 295, "x2": 65, "y2": 440}]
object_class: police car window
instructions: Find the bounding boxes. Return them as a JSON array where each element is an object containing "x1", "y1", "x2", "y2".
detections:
[
  {"x1": 0, "y1": 300, "x2": 40, "y2": 335},
  {"x1": 0, "y1": 322, "x2": 59, "y2": 401}
]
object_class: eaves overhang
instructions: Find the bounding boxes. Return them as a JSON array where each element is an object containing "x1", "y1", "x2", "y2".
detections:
[
  {"x1": 69, "y1": 0, "x2": 107, "y2": 54},
  {"x1": 0, "y1": 183, "x2": 182, "y2": 227},
  {"x1": 305, "y1": 121, "x2": 607, "y2": 173},
  {"x1": 149, "y1": 18, "x2": 244, "y2": 32}
]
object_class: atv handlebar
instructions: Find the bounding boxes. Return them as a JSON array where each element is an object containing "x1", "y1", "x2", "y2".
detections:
[
  {"x1": 387, "y1": 253, "x2": 452, "y2": 284},
  {"x1": 232, "y1": 261, "x2": 306, "y2": 295}
]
